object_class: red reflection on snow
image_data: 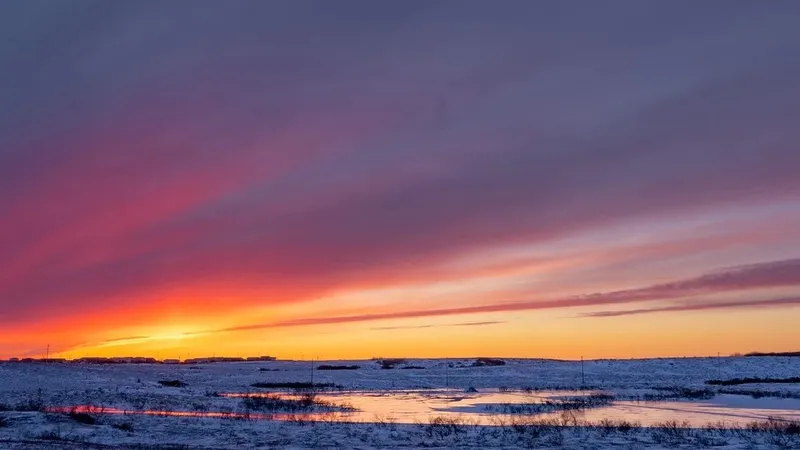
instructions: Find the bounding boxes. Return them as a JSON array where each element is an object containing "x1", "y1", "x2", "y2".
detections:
[{"x1": 47, "y1": 405, "x2": 343, "y2": 422}]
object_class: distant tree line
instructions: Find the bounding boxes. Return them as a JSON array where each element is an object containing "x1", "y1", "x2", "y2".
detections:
[{"x1": 744, "y1": 351, "x2": 800, "y2": 357}]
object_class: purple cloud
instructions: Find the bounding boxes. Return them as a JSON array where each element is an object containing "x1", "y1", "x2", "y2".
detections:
[
  {"x1": 370, "y1": 321, "x2": 506, "y2": 331},
  {"x1": 187, "y1": 258, "x2": 800, "y2": 332},
  {"x1": 574, "y1": 258, "x2": 800, "y2": 304},
  {"x1": 583, "y1": 297, "x2": 800, "y2": 318},
  {"x1": 1, "y1": 1, "x2": 800, "y2": 335}
]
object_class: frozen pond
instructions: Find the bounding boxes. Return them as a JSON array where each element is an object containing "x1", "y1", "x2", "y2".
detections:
[
  {"x1": 282, "y1": 390, "x2": 800, "y2": 426},
  {"x1": 9, "y1": 358, "x2": 800, "y2": 448},
  {"x1": 61, "y1": 390, "x2": 800, "y2": 427}
]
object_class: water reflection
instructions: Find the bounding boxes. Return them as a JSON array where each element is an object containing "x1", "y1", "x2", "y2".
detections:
[
  {"x1": 55, "y1": 390, "x2": 800, "y2": 427},
  {"x1": 49, "y1": 405, "x2": 301, "y2": 421}
]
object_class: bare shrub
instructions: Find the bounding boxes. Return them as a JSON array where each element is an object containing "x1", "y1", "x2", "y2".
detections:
[
  {"x1": 250, "y1": 382, "x2": 338, "y2": 390},
  {"x1": 14, "y1": 395, "x2": 45, "y2": 412},
  {"x1": 708, "y1": 377, "x2": 800, "y2": 386},
  {"x1": 68, "y1": 408, "x2": 96, "y2": 425},
  {"x1": 424, "y1": 416, "x2": 468, "y2": 438},
  {"x1": 376, "y1": 358, "x2": 407, "y2": 370},
  {"x1": 37, "y1": 430, "x2": 67, "y2": 441},
  {"x1": 650, "y1": 420, "x2": 693, "y2": 444},
  {"x1": 373, "y1": 414, "x2": 398, "y2": 430},
  {"x1": 240, "y1": 393, "x2": 353, "y2": 413},
  {"x1": 596, "y1": 418, "x2": 639, "y2": 435},
  {"x1": 113, "y1": 422, "x2": 134, "y2": 433},
  {"x1": 747, "y1": 417, "x2": 800, "y2": 446},
  {"x1": 719, "y1": 388, "x2": 800, "y2": 399},
  {"x1": 644, "y1": 386, "x2": 715, "y2": 401},
  {"x1": 472, "y1": 358, "x2": 506, "y2": 367},
  {"x1": 488, "y1": 392, "x2": 614, "y2": 414},
  {"x1": 316, "y1": 365, "x2": 359, "y2": 371},
  {"x1": 158, "y1": 380, "x2": 187, "y2": 388}
]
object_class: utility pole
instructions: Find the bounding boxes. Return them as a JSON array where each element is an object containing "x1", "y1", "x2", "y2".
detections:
[
  {"x1": 45, "y1": 344, "x2": 49, "y2": 361},
  {"x1": 444, "y1": 357, "x2": 449, "y2": 389},
  {"x1": 581, "y1": 356, "x2": 585, "y2": 386},
  {"x1": 310, "y1": 357, "x2": 315, "y2": 393}
]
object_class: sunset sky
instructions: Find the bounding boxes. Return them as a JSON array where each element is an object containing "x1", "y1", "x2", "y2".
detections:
[{"x1": 2, "y1": 1, "x2": 800, "y2": 360}]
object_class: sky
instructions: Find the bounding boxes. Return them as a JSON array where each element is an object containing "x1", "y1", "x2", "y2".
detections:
[{"x1": 2, "y1": 0, "x2": 800, "y2": 360}]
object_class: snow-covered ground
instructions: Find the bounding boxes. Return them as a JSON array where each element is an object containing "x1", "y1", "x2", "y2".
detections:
[{"x1": 1, "y1": 357, "x2": 799, "y2": 448}]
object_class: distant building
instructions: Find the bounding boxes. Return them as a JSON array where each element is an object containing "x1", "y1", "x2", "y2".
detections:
[
  {"x1": 40, "y1": 358, "x2": 67, "y2": 363},
  {"x1": 246, "y1": 356, "x2": 277, "y2": 362},
  {"x1": 112, "y1": 357, "x2": 158, "y2": 364},
  {"x1": 182, "y1": 356, "x2": 249, "y2": 364},
  {"x1": 71, "y1": 356, "x2": 159, "y2": 364}
]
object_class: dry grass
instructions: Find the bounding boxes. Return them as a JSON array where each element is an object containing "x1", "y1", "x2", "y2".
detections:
[
  {"x1": 158, "y1": 380, "x2": 187, "y2": 388},
  {"x1": 250, "y1": 382, "x2": 338, "y2": 389},
  {"x1": 240, "y1": 393, "x2": 354, "y2": 413}
]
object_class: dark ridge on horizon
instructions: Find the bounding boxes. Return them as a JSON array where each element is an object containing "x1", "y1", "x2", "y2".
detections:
[
  {"x1": 3, "y1": 351, "x2": 798, "y2": 364},
  {"x1": 744, "y1": 351, "x2": 800, "y2": 357}
]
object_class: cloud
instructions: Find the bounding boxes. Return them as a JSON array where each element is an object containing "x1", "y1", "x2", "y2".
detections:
[
  {"x1": 1, "y1": 1, "x2": 800, "y2": 341},
  {"x1": 51, "y1": 256, "x2": 798, "y2": 355},
  {"x1": 582, "y1": 296, "x2": 800, "y2": 318},
  {"x1": 67, "y1": 331, "x2": 213, "y2": 353},
  {"x1": 101, "y1": 335, "x2": 150, "y2": 344},
  {"x1": 370, "y1": 321, "x2": 506, "y2": 331},
  {"x1": 202, "y1": 258, "x2": 800, "y2": 331},
  {"x1": 574, "y1": 258, "x2": 800, "y2": 304}
]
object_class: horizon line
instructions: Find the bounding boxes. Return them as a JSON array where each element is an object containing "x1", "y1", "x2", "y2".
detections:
[{"x1": 3, "y1": 351, "x2": 798, "y2": 364}]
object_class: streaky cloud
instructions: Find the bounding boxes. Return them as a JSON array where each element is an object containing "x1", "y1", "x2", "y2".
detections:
[
  {"x1": 582, "y1": 296, "x2": 800, "y2": 318},
  {"x1": 101, "y1": 335, "x2": 150, "y2": 344},
  {"x1": 204, "y1": 257, "x2": 800, "y2": 332},
  {"x1": 575, "y1": 257, "x2": 800, "y2": 304},
  {"x1": 370, "y1": 320, "x2": 506, "y2": 331}
]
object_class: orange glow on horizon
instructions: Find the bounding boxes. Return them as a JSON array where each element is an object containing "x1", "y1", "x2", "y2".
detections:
[{"x1": 4, "y1": 206, "x2": 800, "y2": 362}]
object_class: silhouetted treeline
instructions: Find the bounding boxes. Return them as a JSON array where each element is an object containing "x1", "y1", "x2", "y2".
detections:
[
  {"x1": 2, "y1": 355, "x2": 276, "y2": 364},
  {"x1": 707, "y1": 377, "x2": 800, "y2": 386},
  {"x1": 316, "y1": 364, "x2": 360, "y2": 370},
  {"x1": 745, "y1": 351, "x2": 800, "y2": 357}
]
